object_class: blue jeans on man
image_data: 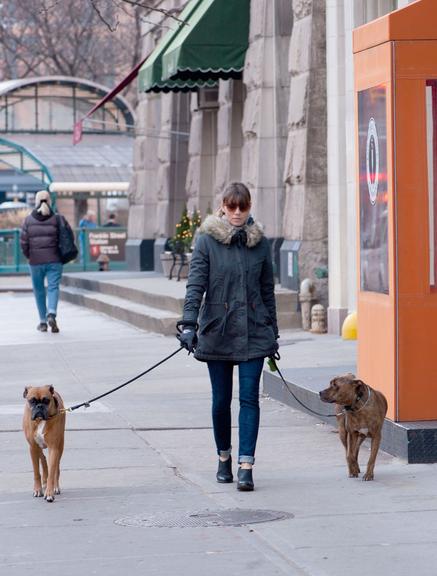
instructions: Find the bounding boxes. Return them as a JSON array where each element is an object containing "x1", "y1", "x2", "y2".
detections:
[
  {"x1": 207, "y1": 357, "x2": 264, "y2": 465},
  {"x1": 29, "y1": 262, "x2": 63, "y2": 322}
]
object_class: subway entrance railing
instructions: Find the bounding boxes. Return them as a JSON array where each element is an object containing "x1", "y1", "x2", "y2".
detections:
[{"x1": 0, "y1": 227, "x2": 128, "y2": 273}]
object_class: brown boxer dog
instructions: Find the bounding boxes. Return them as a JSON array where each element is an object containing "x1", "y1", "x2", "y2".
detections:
[
  {"x1": 23, "y1": 385, "x2": 65, "y2": 502},
  {"x1": 319, "y1": 373, "x2": 387, "y2": 481}
]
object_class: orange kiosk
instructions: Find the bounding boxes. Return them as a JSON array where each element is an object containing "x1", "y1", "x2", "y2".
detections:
[{"x1": 354, "y1": 0, "x2": 437, "y2": 432}]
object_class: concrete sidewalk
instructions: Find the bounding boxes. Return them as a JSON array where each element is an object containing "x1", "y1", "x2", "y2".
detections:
[
  {"x1": 1, "y1": 292, "x2": 437, "y2": 576},
  {"x1": 0, "y1": 274, "x2": 32, "y2": 292}
]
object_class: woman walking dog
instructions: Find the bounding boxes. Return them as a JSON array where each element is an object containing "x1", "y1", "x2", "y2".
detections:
[{"x1": 178, "y1": 182, "x2": 279, "y2": 491}]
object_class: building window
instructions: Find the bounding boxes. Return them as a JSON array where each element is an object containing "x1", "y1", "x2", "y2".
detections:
[
  {"x1": 355, "y1": 0, "x2": 397, "y2": 26},
  {"x1": 0, "y1": 79, "x2": 134, "y2": 135}
]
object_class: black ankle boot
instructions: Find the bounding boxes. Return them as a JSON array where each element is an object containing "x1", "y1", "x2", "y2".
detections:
[
  {"x1": 47, "y1": 313, "x2": 59, "y2": 333},
  {"x1": 216, "y1": 456, "x2": 233, "y2": 483},
  {"x1": 237, "y1": 467, "x2": 254, "y2": 491}
]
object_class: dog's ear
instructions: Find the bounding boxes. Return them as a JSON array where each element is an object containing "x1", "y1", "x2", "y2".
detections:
[
  {"x1": 353, "y1": 379, "x2": 366, "y2": 397},
  {"x1": 49, "y1": 386, "x2": 58, "y2": 407},
  {"x1": 23, "y1": 386, "x2": 30, "y2": 399}
]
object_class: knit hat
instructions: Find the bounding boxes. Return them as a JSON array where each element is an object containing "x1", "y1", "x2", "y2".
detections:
[{"x1": 35, "y1": 190, "x2": 51, "y2": 216}]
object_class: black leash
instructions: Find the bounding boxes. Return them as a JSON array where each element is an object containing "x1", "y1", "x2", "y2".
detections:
[
  {"x1": 62, "y1": 347, "x2": 184, "y2": 413},
  {"x1": 62, "y1": 346, "x2": 336, "y2": 419},
  {"x1": 268, "y1": 355, "x2": 337, "y2": 419}
]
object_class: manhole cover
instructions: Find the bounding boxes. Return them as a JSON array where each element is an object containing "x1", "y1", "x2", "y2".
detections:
[{"x1": 115, "y1": 508, "x2": 293, "y2": 528}]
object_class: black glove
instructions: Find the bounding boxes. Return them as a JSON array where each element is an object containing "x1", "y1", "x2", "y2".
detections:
[{"x1": 177, "y1": 327, "x2": 198, "y2": 354}]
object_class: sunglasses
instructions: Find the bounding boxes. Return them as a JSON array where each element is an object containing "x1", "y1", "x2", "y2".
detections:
[{"x1": 224, "y1": 203, "x2": 250, "y2": 212}]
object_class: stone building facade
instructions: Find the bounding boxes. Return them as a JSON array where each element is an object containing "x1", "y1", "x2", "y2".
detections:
[
  {"x1": 127, "y1": 0, "x2": 329, "y2": 306},
  {"x1": 127, "y1": 0, "x2": 416, "y2": 331}
]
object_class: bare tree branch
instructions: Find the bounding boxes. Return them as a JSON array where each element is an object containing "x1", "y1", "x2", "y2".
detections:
[
  {"x1": 0, "y1": 0, "x2": 145, "y2": 102},
  {"x1": 0, "y1": 0, "x2": 187, "y2": 108},
  {"x1": 110, "y1": 0, "x2": 184, "y2": 24},
  {"x1": 89, "y1": 0, "x2": 120, "y2": 32}
]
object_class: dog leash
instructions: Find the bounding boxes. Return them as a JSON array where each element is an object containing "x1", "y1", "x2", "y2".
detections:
[
  {"x1": 62, "y1": 347, "x2": 184, "y2": 414},
  {"x1": 61, "y1": 346, "x2": 343, "y2": 419},
  {"x1": 268, "y1": 355, "x2": 338, "y2": 419}
]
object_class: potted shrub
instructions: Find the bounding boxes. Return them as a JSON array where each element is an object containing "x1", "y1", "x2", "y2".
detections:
[{"x1": 160, "y1": 206, "x2": 201, "y2": 280}]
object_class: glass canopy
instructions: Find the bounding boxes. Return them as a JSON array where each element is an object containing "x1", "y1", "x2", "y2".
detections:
[{"x1": 0, "y1": 77, "x2": 135, "y2": 135}]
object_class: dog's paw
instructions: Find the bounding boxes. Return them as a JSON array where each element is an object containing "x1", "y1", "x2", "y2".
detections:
[
  {"x1": 44, "y1": 494, "x2": 55, "y2": 502},
  {"x1": 362, "y1": 473, "x2": 374, "y2": 481},
  {"x1": 54, "y1": 487, "x2": 61, "y2": 495},
  {"x1": 33, "y1": 489, "x2": 43, "y2": 497}
]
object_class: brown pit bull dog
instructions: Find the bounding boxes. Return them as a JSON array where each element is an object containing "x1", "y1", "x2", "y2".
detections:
[
  {"x1": 319, "y1": 373, "x2": 387, "y2": 481},
  {"x1": 23, "y1": 385, "x2": 66, "y2": 502}
]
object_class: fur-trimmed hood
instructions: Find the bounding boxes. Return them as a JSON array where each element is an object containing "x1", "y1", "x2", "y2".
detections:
[{"x1": 199, "y1": 215, "x2": 264, "y2": 248}]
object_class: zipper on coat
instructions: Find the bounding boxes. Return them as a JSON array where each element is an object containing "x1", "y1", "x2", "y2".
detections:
[
  {"x1": 222, "y1": 302, "x2": 229, "y2": 335},
  {"x1": 251, "y1": 302, "x2": 257, "y2": 329}
]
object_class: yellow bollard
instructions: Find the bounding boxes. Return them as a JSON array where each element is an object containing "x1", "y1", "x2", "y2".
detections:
[{"x1": 342, "y1": 311, "x2": 357, "y2": 340}]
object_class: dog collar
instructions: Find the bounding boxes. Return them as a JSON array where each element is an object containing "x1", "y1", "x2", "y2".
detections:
[{"x1": 340, "y1": 386, "x2": 372, "y2": 416}]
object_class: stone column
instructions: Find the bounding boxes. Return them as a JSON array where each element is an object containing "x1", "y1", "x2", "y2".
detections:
[
  {"x1": 214, "y1": 79, "x2": 244, "y2": 207},
  {"x1": 344, "y1": 0, "x2": 358, "y2": 323},
  {"x1": 127, "y1": 89, "x2": 190, "y2": 271},
  {"x1": 242, "y1": 0, "x2": 292, "y2": 277},
  {"x1": 326, "y1": 0, "x2": 349, "y2": 334},
  {"x1": 126, "y1": 88, "x2": 162, "y2": 270},
  {"x1": 156, "y1": 91, "x2": 190, "y2": 236},
  {"x1": 185, "y1": 93, "x2": 218, "y2": 216},
  {"x1": 282, "y1": 0, "x2": 328, "y2": 305}
]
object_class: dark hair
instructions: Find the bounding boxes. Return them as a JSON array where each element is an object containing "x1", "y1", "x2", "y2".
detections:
[{"x1": 222, "y1": 182, "x2": 251, "y2": 211}]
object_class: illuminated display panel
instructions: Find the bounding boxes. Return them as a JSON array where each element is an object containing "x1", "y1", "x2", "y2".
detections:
[{"x1": 358, "y1": 85, "x2": 388, "y2": 294}]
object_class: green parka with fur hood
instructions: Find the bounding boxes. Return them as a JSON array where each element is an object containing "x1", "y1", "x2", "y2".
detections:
[{"x1": 182, "y1": 214, "x2": 278, "y2": 362}]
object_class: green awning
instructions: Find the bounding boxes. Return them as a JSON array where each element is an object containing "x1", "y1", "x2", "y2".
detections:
[
  {"x1": 161, "y1": 0, "x2": 250, "y2": 83},
  {"x1": 138, "y1": 0, "x2": 216, "y2": 93}
]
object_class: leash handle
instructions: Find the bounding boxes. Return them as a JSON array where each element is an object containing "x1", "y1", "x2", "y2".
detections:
[{"x1": 64, "y1": 347, "x2": 184, "y2": 413}]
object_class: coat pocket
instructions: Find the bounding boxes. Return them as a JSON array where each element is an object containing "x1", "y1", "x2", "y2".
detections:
[
  {"x1": 249, "y1": 300, "x2": 272, "y2": 327},
  {"x1": 199, "y1": 303, "x2": 225, "y2": 335}
]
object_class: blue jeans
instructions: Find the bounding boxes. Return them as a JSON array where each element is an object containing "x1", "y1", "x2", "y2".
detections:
[
  {"x1": 207, "y1": 357, "x2": 264, "y2": 465},
  {"x1": 29, "y1": 263, "x2": 63, "y2": 322}
]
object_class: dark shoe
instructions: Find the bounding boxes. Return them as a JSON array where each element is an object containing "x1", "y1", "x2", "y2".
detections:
[
  {"x1": 237, "y1": 467, "x2": 254, "y2": 491},
  {"x1": 47, "y1": 314, "x2": 59, "y2": 333},
  {"x1": 37, "y1": 322, "x2": 48, "y2": 332},
  {"x1": 216, "y1": 456, "x2": 233, "y2": 483}
]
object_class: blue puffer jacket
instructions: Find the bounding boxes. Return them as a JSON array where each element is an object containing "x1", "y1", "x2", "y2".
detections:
[
  {"x1": 182, "y1": 215, "x2": 278, "y2": 362},
  {"x1": 20, "y1": 210, "x2": 61, "y2": 265}
]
